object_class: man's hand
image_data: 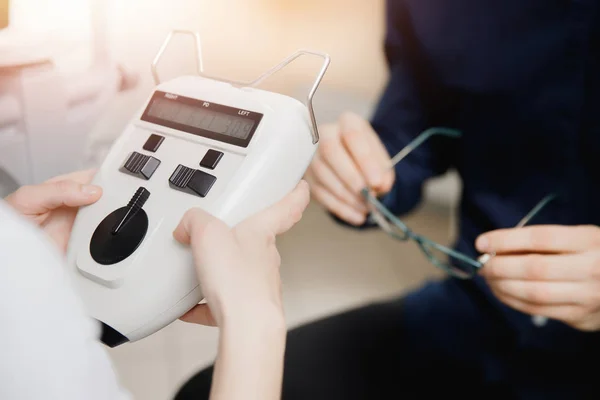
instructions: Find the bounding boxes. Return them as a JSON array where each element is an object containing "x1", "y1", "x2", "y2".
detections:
[
  {"x1": 4, "y1": 170, "x2": 102, "y2": 254},
  {"x1": 305, "y1": 112, "x2": 395, "y2": 226},
  {"x1": 173, "y1": 181, "x2": 310, "y2": 327},
  {"x1": 476, "y1": 225, "x2": 600, "y2": 331}
]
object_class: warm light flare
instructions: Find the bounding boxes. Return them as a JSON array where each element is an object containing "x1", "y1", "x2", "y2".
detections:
[{"x1": 9, "y1": 0, "x2": 93, "y2": 36}]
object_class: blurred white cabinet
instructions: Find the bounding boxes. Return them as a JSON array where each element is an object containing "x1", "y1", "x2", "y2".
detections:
[{"x1": 0, "y1": 59, "x2": 121, "y2": 185}]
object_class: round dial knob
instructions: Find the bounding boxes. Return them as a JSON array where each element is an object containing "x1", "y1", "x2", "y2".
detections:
[{"x1": 90, "y1": 187, "x2": 150, "y2": 265}]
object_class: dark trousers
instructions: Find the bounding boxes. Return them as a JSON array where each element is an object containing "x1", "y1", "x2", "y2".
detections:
[{"x1": 174, "y1": 280, "x2": 599, "y2": 400}]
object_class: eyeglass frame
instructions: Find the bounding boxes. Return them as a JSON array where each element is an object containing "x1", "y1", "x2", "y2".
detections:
[{"x1": 362, "y1": 127, "x2": 557, "y2": 279}]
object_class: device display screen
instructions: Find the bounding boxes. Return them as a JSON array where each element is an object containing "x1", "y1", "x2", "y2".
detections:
[{"x1": 141, "y1": 91, "x2": 263, "y2": 148}]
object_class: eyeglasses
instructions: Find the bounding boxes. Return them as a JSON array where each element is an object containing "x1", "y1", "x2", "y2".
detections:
[{"x1": 362, "y1": 128, "x2": 557, "y2": 279}]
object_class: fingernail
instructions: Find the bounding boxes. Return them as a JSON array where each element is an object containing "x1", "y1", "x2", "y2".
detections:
[
  {"x1": 348, "y1": 212, "x2": 366, "y2": 226},
  {"x1": 356, "y1": 203, "x2": 368, "y2": 213},
  {"x1": 82, "y1": 185, "x2": 100, "y2": 196},
  {"x1": 476, "y1": 236, "x2": 489, "y2": 252}
]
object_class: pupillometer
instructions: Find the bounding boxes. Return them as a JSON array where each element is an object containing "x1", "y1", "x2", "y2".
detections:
[{"x1": 66, "y1": 30, "x2": 330, "y2": 346}]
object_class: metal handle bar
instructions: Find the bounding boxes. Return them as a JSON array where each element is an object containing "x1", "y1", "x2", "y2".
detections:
[{"x1": 151, "y1": 30, "x2": 330, "y2": 144}]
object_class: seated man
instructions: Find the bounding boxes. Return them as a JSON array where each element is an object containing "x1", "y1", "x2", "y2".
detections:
[{"x1": 176, "y1": 1, "x2": 600, "y2": 399}]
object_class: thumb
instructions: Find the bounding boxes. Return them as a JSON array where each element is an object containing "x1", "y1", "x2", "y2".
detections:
[
  {"x1": 173, "y1": 207, "x2": 229, "y2": 246},
  {"x1": 6, "y1": 180, "x2": 102, "y2": 215},
  {"x1": 247, "y1": 180, "x2": 310, "y2": 235},
  {"x1": 45, "y1": 168, "x2": 97, "y2": 185}
]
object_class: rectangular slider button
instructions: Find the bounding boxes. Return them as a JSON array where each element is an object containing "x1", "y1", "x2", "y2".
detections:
[
  {"x1": 187, "y1": 170, "x2": 217, "y2": 197},
  {"x1": 169, "y1": 165, "x2": 216, "y2": 198},
  {"x1": 143, "y1": 134, "x2": 165, "y2": 152},
  {"x1": 122, "y1": 152, "x2": 161, "y2": 180},
  {"x1": 200, "y1": 149, "x2": 223, "y2": 170}
]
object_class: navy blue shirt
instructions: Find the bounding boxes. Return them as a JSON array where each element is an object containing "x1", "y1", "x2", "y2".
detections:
[{"x1": 370, "y1": 0, "x2": 600, "y2": 357}]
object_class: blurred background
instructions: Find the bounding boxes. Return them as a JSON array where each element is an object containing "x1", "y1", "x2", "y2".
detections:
[{"x1": 1, "y1": 0, "x2": 459, "y2": 398}]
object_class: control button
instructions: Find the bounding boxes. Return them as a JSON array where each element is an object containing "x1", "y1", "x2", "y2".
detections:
[
  {"x1": 169, "y1": 165, "x2": 216, "y2": 198},
  {"x1": 122, "y1": 152, "x2": 161, "y2": 180},
  {"x1": 90, "y1": 187, "x2": 150, "y2": 265},
  {"x1": 169, "y1": 165, "x2": 195, "y2": 189},
  {"x1": 187, "y1": 170, "x2": 217, "y2": 197},
  {"x1": 200, "y1": 149, "x2": 224, "y2": 170},
  {"x1": 143, "y1": 134, "x2": 165, "y2": 152}
]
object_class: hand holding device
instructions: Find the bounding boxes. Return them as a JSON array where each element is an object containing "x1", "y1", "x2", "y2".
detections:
[
  {"x1": 478, "y1": 225, "x2": 600, "y2": 332},
  {"x1": 174, "y1": 185, "x2": 309, "y2": 400},
  {"x1": 175, "y1": 181, "x2": 310, "y2": 327},
  {"x1": 305, "y1": 112, "x2": 395, "y2": 226},
  {"x1": 63, "y1": 30, "x2": 330, "y2": 346},
  {"x1": 4, "y1": 169, "x2": 102, "y2": 253}
]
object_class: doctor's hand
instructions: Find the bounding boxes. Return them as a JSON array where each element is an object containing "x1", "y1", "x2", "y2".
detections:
[
  {"x1": 4, "y1": 170, "x2": 102, "y2": 254},
  {"x1": 305, "y1": 112, "x2": 395, "y2": 226},
  {"x1": 477, "y1": 225, "x2": 600, "y2": 332},
  {"x1": 173, "y1": 181, "x2": 310, "y2": 328}
]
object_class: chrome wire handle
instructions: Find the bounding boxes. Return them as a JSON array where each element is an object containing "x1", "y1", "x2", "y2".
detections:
[
  {"x1": 151, "y1": 30, "x2": 331, "y2": 144},
  {"x1": 151, "y1": 30, "x2": 204, "y2": 84}
]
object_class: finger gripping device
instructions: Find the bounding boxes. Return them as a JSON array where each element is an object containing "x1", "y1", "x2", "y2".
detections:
[{"x1": 66, "y1": 30, "x2": 330, "y2": 347}]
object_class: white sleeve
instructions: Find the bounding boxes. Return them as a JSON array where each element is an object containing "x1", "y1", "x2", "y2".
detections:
[{"x1": 0, "y1": 201, "x2": 132, "y2": 400}]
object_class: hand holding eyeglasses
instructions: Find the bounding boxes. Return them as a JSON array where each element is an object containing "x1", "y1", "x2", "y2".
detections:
[
  {"x1": 305, "y1": 112, "x2": 395, "y2": 226},
  {"x1": 477, "y1": 225, "x2": 600, "y2": 332},
  {"x1": 308, "y1": 117, "x2": 598, "y2": 332}
]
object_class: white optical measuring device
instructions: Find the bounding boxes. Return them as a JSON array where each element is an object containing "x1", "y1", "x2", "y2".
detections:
[{"x1": 66, "y1": 30, "x2": 330, "y2": 346}]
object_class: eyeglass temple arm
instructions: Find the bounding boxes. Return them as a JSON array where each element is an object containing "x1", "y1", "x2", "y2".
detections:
[
  {"x1": 478, "y1": 193, "x2": 558, "y2": 267},
  {"x1": 515, "y1": 194, "x2": 558, "y2": 228},
  {"x1": 389, "y1": 127, "x2": 462, "y2": 168}
]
